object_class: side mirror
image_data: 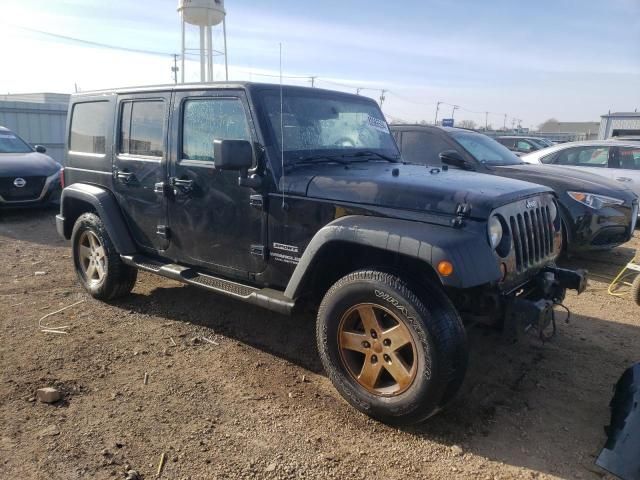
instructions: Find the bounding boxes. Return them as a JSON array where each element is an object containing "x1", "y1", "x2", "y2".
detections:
[
  {"x1": 440, "y1": 150, "x2": 474, "y2": 170},
  {"x1": 34, "y1": 145, "x2": 47, "y2": 153},
  {"x1": 213, "y1": 139, "x2": 253, "y2": 170},
  {"x1": 213, "y1": 139, "x2": 262, "y2": 189}
]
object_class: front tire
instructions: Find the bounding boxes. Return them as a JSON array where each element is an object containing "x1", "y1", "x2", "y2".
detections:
[
  {"x1": 632, "y1": 274, "x2": 640, "y2": 307},
  {"x1": 71, "y1": 213, "x2": 137, "y2": 300},
  {"x1": 317, "y1": 270, "x2": 468, "y2": 425}
]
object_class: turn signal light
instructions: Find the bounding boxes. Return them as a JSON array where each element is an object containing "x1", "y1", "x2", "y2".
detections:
[{"x1": 437, "y1": 261, "x2": 454, "y2": 277}]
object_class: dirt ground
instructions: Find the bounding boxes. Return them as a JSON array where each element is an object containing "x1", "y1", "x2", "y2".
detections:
[{"x1": 1, "y1": 208, "x2": 638, "y2": 480}]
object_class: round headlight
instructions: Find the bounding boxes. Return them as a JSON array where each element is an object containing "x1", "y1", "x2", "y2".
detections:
[
  {"x1": 488, "y1": 216, "x2": 503, "y2": 250},
  {"x1": 548, "y1": 200, "x2": 558, "y2": 222}
]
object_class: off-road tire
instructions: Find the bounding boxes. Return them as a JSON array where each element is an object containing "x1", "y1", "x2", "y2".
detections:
[
  {"x1": 632, "y1": 274, "x2": 640, "y2": 307},
  {"x1": 71, "y1": 213, "x2": 137, "y2": 300},
  {"x1": 317, "y1": 270, "x2": 468, "y2": 425}
]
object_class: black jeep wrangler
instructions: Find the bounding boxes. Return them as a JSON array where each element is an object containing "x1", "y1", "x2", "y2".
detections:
[{"x1": 57, "y1": 83, "x2": 586, "y2": 424}]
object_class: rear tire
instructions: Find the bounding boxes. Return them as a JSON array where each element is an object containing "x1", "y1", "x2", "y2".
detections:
[
  {"x1": 71, "y1": 213, "x2": 137, "y2": 300},
  {"x1": 316, "y1": 270, "x2": 468, "y2": 425}
]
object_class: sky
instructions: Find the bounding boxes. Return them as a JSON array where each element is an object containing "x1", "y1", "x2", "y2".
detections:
[{"x1": 1, "y1": 0, "x2": 639, "y2": 128}]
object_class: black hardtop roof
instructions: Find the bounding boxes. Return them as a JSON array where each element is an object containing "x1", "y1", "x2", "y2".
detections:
[{"x1": 70, "y1": 82, "x2": 376, "y2": 102}]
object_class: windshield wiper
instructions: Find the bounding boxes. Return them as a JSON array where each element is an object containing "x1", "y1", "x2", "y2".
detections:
[
  {"x1": 342, "y1": 151, "x2": 400, "y2": 163},
  {"x1": 294, "y1": 154, "x2": 350, "y2": 165}
]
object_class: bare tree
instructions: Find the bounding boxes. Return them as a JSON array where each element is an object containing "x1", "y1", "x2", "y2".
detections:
[
  {"x1": 538, "y1": 118, "x2": 559, "y2": 131},
  {"x1": 458, "y1": 120, "x2": 477, "y2": 129}
]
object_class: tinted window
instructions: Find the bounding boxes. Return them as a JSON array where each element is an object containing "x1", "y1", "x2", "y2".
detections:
[
  {"x1": 451, "y1": 132, "x2": 521, "y2": 165},
  {"x1": 120, "y1": 101, "x2": 165, "y2": 157},
  {"x1": 617, "y1": 146, "x2": 640, "y2": 170},
  {"x1": 182, "y1": 98, "x2": 251, "y2": 162},
  {"x1": 497, "y1": 138, "x2": 514, "y2": 148},
  {"x1": 0, "y1": 130, "x2": 32, "y2": 154},
  {"x1": 69, "y1": 101, "x2": 109, "y2": 154},
  {"x1": 516, "y1": 140, "x2": 535, "y2": 152},
  {"x1": 554, "y1": 146, "x2": 609, "y2": 167},
  {"x1": 400, "y1": 131, "x2": 450, "y2": 165}
]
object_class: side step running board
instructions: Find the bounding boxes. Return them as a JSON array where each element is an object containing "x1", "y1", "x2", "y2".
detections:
[{"x1": 121, "y1": 255, "x2": 295, "y2": 315}]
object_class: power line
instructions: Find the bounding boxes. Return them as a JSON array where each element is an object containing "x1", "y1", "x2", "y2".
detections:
[{"x1": 8, "y1": 24, "x2": 176, "y2": 57}]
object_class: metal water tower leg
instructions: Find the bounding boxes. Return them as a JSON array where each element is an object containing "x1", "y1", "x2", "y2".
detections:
[
  {"x1": 223, "y1": 17, "x2": 229, "y2": 81},
  {"x1": 181, "y1": 18, "x2": 185, "y2": 83},
  {"x1": 206, "y1": 25, "x2": 213, "y2": 82},
  {"x1": 199, "y1": 25, "x2": 205, "y2": 83}
]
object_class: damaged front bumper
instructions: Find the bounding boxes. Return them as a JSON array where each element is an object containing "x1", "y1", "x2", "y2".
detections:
[
  {"x1": 597, "y1": 363, "x2": 640, "y2": 480},
  {"x1": 503, "y1": 266, "x2": 587, "y2": 340}
]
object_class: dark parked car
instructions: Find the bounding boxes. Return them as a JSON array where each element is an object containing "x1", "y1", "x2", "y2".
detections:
[
  {"x1": 522, "y1": 141, "x2": 640, "y2": 213},
  {"x1": 0, "y1": 126, "x2": 62, "y2": 207},
  {"x1": 57, "y1": 84, "x2": 585, "y2": 425},
  {"x1": 391, "y1": 125, "x2": 638, "y2": 253},
  {"x1": 495, "y1": 135, "x2": 547, "y2": 155}
]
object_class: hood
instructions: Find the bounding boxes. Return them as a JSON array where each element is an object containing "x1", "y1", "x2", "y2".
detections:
[
  {"x1": 0, "y1": 152, "x2": 61, "y2": 178},
  {"x1": 494, "y1": 164, "x2": 636, "y2": 202},
  {"x1": 282, "y1": 162, "x2": 551, "y2": 220}
]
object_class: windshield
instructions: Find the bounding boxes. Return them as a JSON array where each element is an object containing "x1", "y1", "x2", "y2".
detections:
[
  {"x1": 451, "y1": 131, "x2": 522, "y2": 166},
  {"x1": 0, "y1": 131, "x2": 32, "y2": 154},
  {"x1": 259, "y1": 90, "x2": 399, "y2": 165}
]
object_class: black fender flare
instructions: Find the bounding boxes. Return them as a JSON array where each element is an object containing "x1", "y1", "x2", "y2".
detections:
[
  {"x1": 284, "y1": 215, "x2": 501, "y2": 299},
  {"x1": 56, "y1": 183, "x2": 137, "y2": 255}
]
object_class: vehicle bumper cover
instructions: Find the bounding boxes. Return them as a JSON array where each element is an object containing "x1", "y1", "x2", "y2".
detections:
[
  {"x1": 596, "y1": 363, "x2": 640, "y2": 480},
  {"x1": 56, "y1": 214, "x2": 66, "y2": 239}
]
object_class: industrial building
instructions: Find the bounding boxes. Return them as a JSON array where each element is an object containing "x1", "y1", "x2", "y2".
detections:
[
  {"x1": 0, "y1": 93, "x2": 70, "y2": 163},
  {"x1": 537, "y1": 120, "x2": 600, "y2": 142},
  {"x1": 599, "y1": 111, "x2": 640, "y2": 139}
]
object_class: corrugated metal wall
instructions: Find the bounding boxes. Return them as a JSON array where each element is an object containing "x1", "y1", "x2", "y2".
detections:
[
  {"x1": 0, "y1": 101, "x2": 68, "y2": 163},
  {"x1": 599, "y1": 115, "x2": 640, "y2": 139}
]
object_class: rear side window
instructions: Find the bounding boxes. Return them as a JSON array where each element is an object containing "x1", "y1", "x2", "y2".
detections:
[
  {"x1": 617, "y1": 147, "x2": 640, "y2": 170},
  {"x1": 182, "y1": 98, "x2": 250, "y2": 162},
  {"x1": 497, "y1": 138, "x2": 514, "y2": 148},
  {"x1": 69, "y1": 101, "x2": 110, "y2": 154},
  {"x1": 120, "y1": 101, "x2": 165, "y2": 157},
  {"x1": 400, "y1": 131, "x2": 449, "y2": 165},
  {"x1": 555, "y1": 146, "x2": 610, "y2": 167}
]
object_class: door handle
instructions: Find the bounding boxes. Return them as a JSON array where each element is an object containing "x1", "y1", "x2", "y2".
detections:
[
  {"x1": 116, "y1": 170, "x2": 135, "y2": 184},
  {"x1": 171, "y1": 177, "x2": 194, "y2": 195}
]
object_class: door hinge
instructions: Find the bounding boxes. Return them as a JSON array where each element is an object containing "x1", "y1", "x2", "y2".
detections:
[
  {"x1": 250, "y1": 245, "x2": 266, "y2": 259},
  {"x1": 249, "y1": 194, "x2": 264, "y2": 209},
  {"x1": 157, "y1": 225, "x2": 171, "y2": 239}
]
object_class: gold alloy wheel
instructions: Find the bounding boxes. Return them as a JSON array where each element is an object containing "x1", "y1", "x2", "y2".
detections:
[
  {"x1": 78, "y1": 230, "x2": 107, "y2": 285},
  {"x1": 338, "y1": 303, "x2": 418, "y2": 396}
]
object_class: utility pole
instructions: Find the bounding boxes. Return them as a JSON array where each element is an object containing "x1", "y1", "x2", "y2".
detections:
[
  {"x1": 310, "y1": 76, "x2": 317, "y2": 88},
  {"x1": 172, "y1": 54, "x2": 179, "y2": 84},
  {"x1": 451, "y1": 105, "x2": 459, "y2": 120},
  {"x1": 485, "y1": 111, "x2": 489, "y2": 131},
  {"x1": 356, "y1": 88, "x2": 362, "y2": 95},
  {"x1": 379, "y1": 89, "x2": 387, "y2": 108},
  {"x1": 434, "y1": 101, "x2": 442, "y2": 125},
  {"x1": 503, "y1": 114, "x2": 507, "y2": 131}
]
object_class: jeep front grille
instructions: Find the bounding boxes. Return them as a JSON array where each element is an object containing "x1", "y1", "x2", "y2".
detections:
[{"x1": 509, "y1": 204, "x2": 554, "y2": 271}]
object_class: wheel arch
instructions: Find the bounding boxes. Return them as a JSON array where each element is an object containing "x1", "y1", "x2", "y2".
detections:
[
  {"x1": 57, "y1": 183, "x2": 137, "y2": 255},
  {"x1": 284, "y1": 215, "x2": 501, "y2": 302}
]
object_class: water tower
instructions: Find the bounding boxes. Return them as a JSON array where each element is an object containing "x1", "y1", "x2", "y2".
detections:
[{"x1": 178, "y1": 0, "x2": 228, "y2": 83}]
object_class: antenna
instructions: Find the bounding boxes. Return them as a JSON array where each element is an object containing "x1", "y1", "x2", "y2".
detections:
[{"x1": 280, "y1": 43, "x2": 285, "y2": 208}]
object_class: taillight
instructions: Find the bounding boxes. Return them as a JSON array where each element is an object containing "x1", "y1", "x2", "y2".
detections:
[{"x1": 60, "y1": 168, "x2": 65, "y2": 189}]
